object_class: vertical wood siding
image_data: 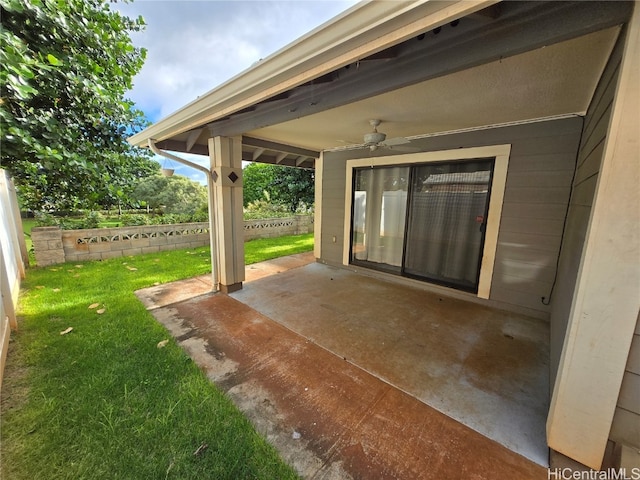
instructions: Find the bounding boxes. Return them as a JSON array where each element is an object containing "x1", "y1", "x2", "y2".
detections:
[{"x1": 321, "y1": 117, "x2": 582, "y2": 316}]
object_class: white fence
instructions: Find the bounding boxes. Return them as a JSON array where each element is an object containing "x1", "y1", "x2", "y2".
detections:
[{"x1": 0, "y1": 170, "x2": 28, "y2": 388}]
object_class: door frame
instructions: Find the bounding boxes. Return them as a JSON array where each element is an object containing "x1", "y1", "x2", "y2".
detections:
[{"x1": 343, "y1": 145, "x2": 511, "y2": 299}]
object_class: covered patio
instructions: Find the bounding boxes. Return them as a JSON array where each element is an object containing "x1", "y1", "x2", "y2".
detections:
[
  {"x1": 137, "y1": 253, "x2": 548, "y2": 477},
  {"x1": 130, "y1": 0, "x2": 639, "y2": 471}
]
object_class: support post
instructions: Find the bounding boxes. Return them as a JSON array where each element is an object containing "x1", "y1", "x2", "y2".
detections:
[{"x1": 208, "y1": 136, "x2": 245, "y2": 293}]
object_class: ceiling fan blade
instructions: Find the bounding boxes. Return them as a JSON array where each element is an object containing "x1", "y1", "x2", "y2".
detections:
[
  {"x1": 382, "y1": 145, "x2": 421, "y2": 153},
  {"x1": 390, "y1": 147, "x2": 422, "y2": 153},
  {"x1": 330, "y1": 143, "x2": 367, "y2": 152},
  {"x1": 381, "y1": 137, "x2": 410, "y2": 146}
]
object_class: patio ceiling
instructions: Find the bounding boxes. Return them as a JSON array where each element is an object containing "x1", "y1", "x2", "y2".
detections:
[
  {"x1": 246, "y1": 26, "x2": 619, "y2": 152},
  {"x1": 134, "y1": 1, "x2": 631, "y2": 167}
]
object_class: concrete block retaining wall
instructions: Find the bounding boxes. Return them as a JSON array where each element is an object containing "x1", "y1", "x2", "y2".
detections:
[
  {"x1": 243, "y1": 215, "x2": 313, "y2": 241},
  {"x1": 32, "y1": 226, "x2": 66, "y2": 266},
  {"x1": 32, "y1": 215, "x2": 313, "y2": 266}
]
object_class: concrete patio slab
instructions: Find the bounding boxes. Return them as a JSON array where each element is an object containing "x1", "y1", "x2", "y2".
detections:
[
  {"x1": 136, "y1": 252, "x2": 314, "y2": 310},
  {"x1": 232, "y1": 262, "x2": 550, "y2": 466},
  {"x1": 136, "y1": 254, "x2": 547, "y2": 479}
]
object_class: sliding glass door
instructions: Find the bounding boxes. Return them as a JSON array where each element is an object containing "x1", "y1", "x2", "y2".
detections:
[
  {"x1": 351, "y1": 166, "x2": 409, "y2": 273},
  {"x1": 403, "y1": 160, "x2": 493, "y2": 291},
  {"x1": 351, "y1": 159, "x2": 494, "y2": 292}
]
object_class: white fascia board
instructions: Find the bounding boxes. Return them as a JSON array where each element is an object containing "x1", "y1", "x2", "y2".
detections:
[{"x1": 128, "y1": 0, "x2": 497, "y2": 147}]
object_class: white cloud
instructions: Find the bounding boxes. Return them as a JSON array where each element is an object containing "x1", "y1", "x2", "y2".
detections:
[{"x1": 115, "y1": 0, "x2": 359, "y2": 120}]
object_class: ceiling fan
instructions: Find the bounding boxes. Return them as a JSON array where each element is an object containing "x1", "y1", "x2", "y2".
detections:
[{"x1": 362, "y1": 119, "x2": 413, "y2": 151}]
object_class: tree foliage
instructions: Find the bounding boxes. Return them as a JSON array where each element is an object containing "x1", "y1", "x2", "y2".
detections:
[
  {"x1": 242, "y1": 163, "x2": 314, "y2": 212},
  {"x1": 242, "y1": 162, "x2": 277, "y2": 207},
  {"x1": 131, "y1": 174, "x2": 208, "y2": 215},
  {"x1": 271, "y1": 166, "x2": 314, "y2": 212},
  {"x1": 0, "y1": 0, "x2": 157, "y2": 211}
]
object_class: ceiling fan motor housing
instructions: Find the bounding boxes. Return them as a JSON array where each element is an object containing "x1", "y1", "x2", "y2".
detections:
[{"x1": 364, "y1": 131, "x2": 386, "y2": 145}]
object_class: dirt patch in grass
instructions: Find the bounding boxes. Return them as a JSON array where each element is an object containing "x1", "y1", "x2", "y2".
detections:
[{"x1": 1, "y1": 334, "x2": 30, "y2": 415}]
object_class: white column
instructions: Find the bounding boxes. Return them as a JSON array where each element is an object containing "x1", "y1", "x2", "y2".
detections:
[
  {"x1": 547, "y1": 10, "x2": 640, "y2": 469},
  {"x1": 208, "y1": 136, "x2": 245, "y2": 293},
  {"x1": 314, "y1": 153, "x2": 323, "y2": 260}
]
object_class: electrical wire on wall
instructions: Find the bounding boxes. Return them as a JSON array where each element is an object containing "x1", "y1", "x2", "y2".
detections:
[{"x1": 541, "y1": 120, "x2": 584, "y2": 306}]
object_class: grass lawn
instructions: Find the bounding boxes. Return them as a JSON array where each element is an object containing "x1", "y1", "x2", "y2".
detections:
[
  {"x1": 1, "y1": 234, "x2": 313, "y2": 480},
  {"x1": 244, "y1": 233, "x2": 314, "y2": 264}
]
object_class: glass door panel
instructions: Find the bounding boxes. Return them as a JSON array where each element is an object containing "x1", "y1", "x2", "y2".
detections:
[
  {"x1": 351, "y1": 166, "x2": 409, "y2": 273},
  {"x1": 403, "y1": 160, "x2": 493, "y2": 292}
]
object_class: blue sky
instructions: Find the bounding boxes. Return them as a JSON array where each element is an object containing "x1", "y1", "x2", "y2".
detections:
[{"x1": 115, "y1": 0, "x2": 358, "y2": 182}]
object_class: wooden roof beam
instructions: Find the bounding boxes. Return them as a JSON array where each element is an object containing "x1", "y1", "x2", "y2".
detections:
[
  {"x1": 468, "y1": 4, "x2": 501, "y2": 22},
  {"x1": 252, "y1": 148, "x2": 265, "y2": 161},
  {"x1": 185, "y1": 128, "x2": 202, "y2": 152},
  {"x1": 243, "y1": 136, "x2": 320, "y2": 158}
]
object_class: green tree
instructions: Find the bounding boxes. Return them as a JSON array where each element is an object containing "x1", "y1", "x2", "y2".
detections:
[
  {"x1": 132, "y1": 174, "x2": 208, "y2": 215},
  {"x1": 242, "y1": 162, "x2": 278, "y2": 207},
  {"x1": 242, "y1": 163, "x2": 314, "y2": 212},
  {"x1": 0, "y1": 0, "x2": 157, "y2": 211},
  {"x1": 271, "y1": 166, "x2": 314, "y2": 212}
]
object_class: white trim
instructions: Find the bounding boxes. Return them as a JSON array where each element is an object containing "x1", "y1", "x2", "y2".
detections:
[
  {"x1": 343, "y1": 165, "x2": 354, "y2": 267},
  {"x1": 343, "y1": 145, "x2": 511, "y2": 299},
  {"x1": 314, "y1": 154, "x2": 324, "y2": 259}
]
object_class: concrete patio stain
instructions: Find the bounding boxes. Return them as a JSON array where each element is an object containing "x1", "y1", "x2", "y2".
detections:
[{"x1": 136, "y1": 255, "x2": 546, "y2": 480}]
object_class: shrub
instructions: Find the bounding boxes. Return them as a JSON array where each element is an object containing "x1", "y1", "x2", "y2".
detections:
[
  {"x1": 192, "y1": 205, "x2": 209, "y2": 222},
  {"x1": 34, "y1": 211, "x2": 59, "y2": 227},
  {"x1": 120, "y1": 214, "x2": 149, "y2": 226},
  {"x1": 243, "y1": 191, "x2": 291, "y2": 220},
  {"x1": 78, "y1": 210, "x2": 103, "y2": 229}
]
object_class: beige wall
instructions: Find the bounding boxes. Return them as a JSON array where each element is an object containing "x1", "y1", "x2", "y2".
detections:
[
  {"x1": 31, "y1": 224, "x2": 212, "y2": 265},
  {"x1": 320, "y1": 118, "x2": 582, "y2": 317},
  {"x1": 244, "y1": 215, "x2": 313, "y2": 241},
  {"x1": 33, "y1": 218, "x2": 311, "y2": 266}
]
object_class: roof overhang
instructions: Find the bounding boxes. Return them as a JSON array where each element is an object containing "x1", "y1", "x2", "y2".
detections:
[
  {"x1": 128, "y1": 0, "x2": 497, "y2": 148},
  {"x1": 128, "y1": 0, "x2": 633, "y2": 166}
]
